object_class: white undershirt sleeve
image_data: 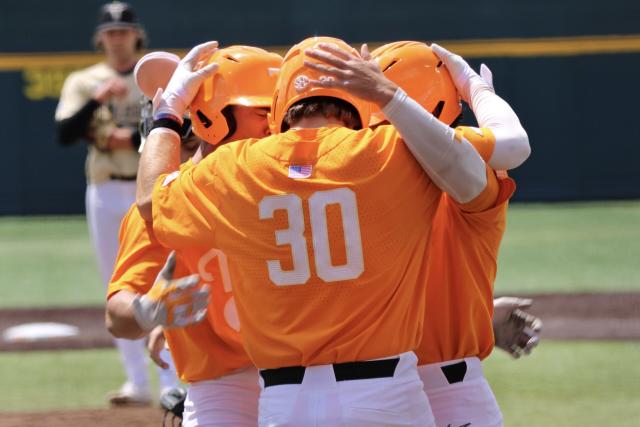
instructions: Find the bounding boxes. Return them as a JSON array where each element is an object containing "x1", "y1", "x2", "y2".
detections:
[
  {"x1": 468, "y1": 77, "x2": 530, "y2": 170},
  {"x1": 382, "y1": 88, "x2": 487, "y2": 203}
]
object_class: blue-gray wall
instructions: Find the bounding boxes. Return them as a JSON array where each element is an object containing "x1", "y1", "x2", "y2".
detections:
[{"x1": 1, "y1": 0, "x2": 639, "y2": 214}]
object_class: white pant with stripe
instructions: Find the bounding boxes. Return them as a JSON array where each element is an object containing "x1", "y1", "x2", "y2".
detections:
[
  {"x1": 419, "y1": 357, "x2": 503, "y2": 427},
  {"x1": 86, "y1": 180, "x2": 178, "y2": 392},
  {"x1": 182, "y1": 368, "x2": 260, "y2": 427},
  {"x1": 258, "y1": 352, "x2": 435, "y2": 427}
]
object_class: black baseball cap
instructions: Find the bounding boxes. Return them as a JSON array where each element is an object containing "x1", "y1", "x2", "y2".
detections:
[{"x1": 96, "y1": 1, "x2": 142, "y2": 33}]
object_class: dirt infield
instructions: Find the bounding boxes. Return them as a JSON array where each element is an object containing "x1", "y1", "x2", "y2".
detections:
[
  {"x1": 498, "y1": 292, "x2": 640, "y2": 340},
  {"x1": 1, "y1": 292, "x2": 638, "y2": 426},
  {"x1": 0, "y1": 407, "x2": 167, "y2": 427},
  {"x1": 1, "y1": 292, "x2": 638, "y2": 353}
]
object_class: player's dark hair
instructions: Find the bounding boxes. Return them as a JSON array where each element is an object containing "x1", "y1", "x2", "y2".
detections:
[
  {"x1": 282, "y1": 96, "x2": 361, "y2": 132},
  {"x1": 221, "y1": 105, "x2": 238, "y2": 141}
]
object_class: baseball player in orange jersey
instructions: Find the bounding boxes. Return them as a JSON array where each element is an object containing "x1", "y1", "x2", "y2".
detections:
[
  {"x1": 107, "y1": 45, "x2": 282, "y2": 426},
  {"x1": 371, "y1": 41, "x2": 536, "y2": 427},
  {"x1": 136, "y1": 36, "x2": 504, "y2": 426}
]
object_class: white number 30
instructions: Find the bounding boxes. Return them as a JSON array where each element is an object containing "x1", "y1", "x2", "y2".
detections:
[{"x1": 259, "y1": 188, "x2": 364, "y2": 286}]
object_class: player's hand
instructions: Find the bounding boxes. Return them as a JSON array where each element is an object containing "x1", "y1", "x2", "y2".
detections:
[
  {"x1": 431, "y1": 44, "x2": 493, "y2": 103},
  {"x1": 493, "y1": 297, "x2": 543, "y2": 358},
  {"x1": 93, "y1": 77, "x2": 128, "y2": 103},
  {"x1": 154, "y1": 41, "x2": 219, "y2": 121},
  {"x1": 147, "y1": 326, "x2": 169, "y2": 369},
  {"x1": 303, "y1": 43, "x2": 398, "y2": 108},
  {"x1": 132, "y1": 251, "x2": 210, "y2": 332}
]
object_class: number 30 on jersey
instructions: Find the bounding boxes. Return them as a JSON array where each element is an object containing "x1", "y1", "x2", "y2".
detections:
[{"x1": 259, "y1": 188, "x2": 364, "y2": 286}]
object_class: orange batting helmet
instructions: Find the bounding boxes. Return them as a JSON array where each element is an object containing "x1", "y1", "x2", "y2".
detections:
[
  {"x1": 268, "y1": 36, "x2": 371, "y2": 134},
  {"x1": 370, "y1": 41, "x2": 461, "y2": 127},
  {"x1": 190, "y1": 46, "x2": 282, "y2": 145}
]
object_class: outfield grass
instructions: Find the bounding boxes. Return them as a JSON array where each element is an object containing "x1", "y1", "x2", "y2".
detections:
[
  {"x1": 1, "y1": 201, "x2": 639, "y2": 307},
  {"x1": 484, "y1": 341, "x2": 640, "y2": 426},
  {"x1": 495, "y1": 201, "x2": 640, "y2": 294},
  {"x1": 0, "y1": 216, "x2": 104, "y2": 308},
  {"x1": 2, "y1": 342, "x2": 639, "y2": 426},
  {"x1": 0, "y1": 349, "x2": 159, "y2": 411}
]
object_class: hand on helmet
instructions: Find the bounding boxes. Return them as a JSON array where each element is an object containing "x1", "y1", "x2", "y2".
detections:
[
  {"x1": 132, "y1": 251, "x2": 210, "y2": 332},
  {"x1": 154, "y1": 41, "x2": 219, "y2": 122},
  {"x1": 431, "y1": 44, "x2": 493, "y2": 103},
  {"x1": 493, "y1": 297, "x2": 543, "y2": 359},
  {"x1": 303, "y1": 43, "x2": 398, "y2": 108}
]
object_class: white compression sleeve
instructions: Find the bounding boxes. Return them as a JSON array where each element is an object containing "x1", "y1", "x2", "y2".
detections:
[
  {"x1": 468, "y1": 77, "x2": 530, "y2": 170},
  {"x1": 382, "y1": 88, "x2": 487, "y2": 203}
]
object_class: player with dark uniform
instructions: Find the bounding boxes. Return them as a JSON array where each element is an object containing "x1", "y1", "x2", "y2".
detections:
[{"x1": 54, "y1": 1, "x2": 178, "y2": 405}]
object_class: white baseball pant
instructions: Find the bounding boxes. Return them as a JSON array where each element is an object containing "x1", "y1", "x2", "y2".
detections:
[
  {"x1": 86, "y1": 180, "x2": 178, "y2": 392},
  {"x1": 419, "y1": 357, "x2": 503, "y2": 427},
  {"x1": 182, "y1": 367, "x2": 260, "y2": 427},
  {"x1": 258, "y1": 352, "x2": 435, "y2": 427}
]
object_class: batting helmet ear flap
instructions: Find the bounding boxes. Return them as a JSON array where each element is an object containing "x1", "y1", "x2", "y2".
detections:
[
  {"x1": 192, "y1": 107, "x2": 230, "y2": 145},
  {"x1": 191, "y1": 105, "x2": 237, "y2": 144},
  {"x1": 220, "y1": 106, "x2": 237, "y2": 140},
  {"x1": 190, "y1": 46, "x2": 281, "y2": 145}
]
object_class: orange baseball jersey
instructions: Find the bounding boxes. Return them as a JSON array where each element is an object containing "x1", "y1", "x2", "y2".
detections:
[
  {"x1": 172, "y1": 243, "x2": 247, "y2": 367},
  {"x1": 416, "y1": 126, "x2": 516, "y2": 364},
  {"x1": 152, "y1": 125, "x2": 498, "y2": 369},
  {"x1": 107, "y1": 203, "x2": 251, "y2": 382}
]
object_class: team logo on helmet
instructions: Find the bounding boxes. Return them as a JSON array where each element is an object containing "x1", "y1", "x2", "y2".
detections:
[
  {"x1": 269, "y1": 36, "x2": 371, "y2": 134},
  {"x1": 294, "y1": 75, "x2": 310, "y2": 93}
]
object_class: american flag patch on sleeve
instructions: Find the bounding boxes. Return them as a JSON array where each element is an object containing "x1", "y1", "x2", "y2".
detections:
[{"x1": 288, "y1": 165, "x2": 312, "y2": 179}]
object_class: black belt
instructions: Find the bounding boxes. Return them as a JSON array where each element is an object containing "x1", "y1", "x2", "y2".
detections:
[
  {"x1": 441, "y1": 360, "x2": 467, "y2": 384},
  {"x1": 260, "y1": 358, "x2": 400, "y2": 388},
  {"x1": 109, "y1": 174, "x2": 137, "y2": 181}
]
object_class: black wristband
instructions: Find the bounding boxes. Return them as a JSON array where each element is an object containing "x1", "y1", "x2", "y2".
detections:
[{"x1": 150, "y1": 118, "x2": 182, "y2": 135}]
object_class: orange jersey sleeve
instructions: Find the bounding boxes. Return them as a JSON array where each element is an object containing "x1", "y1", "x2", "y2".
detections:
[
  {"x1": 454, "y1": 126, "x2": 496, "y2": 163},
  {"x1": 153, "y1": 125, "x2": 443, "y2": 368},
  {"x1": 107, "y1": 204, "x2": 173, "y2": 299},
  {"x1": 107, "y1": 204, "x2": 251, "y2": 382},
  {"x1": 449, "y1": 126, "x2": 501, "y2": 213},
  {"x1": 416, "y1": 170, "x2": 516, "y2": 365}
]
